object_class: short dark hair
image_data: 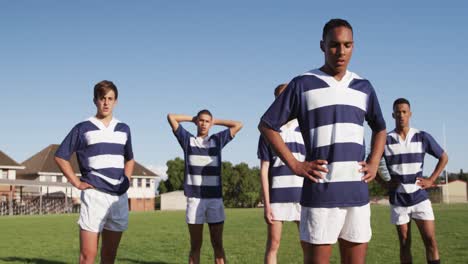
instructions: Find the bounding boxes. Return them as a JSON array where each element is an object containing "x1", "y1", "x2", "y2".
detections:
[
  {"x1": 393, "y1": 98, "x2": 411, "y2": 109},
  {"x1": 94, "y1": 80, "x2": 118, "y2": 100},
  {"x1": 274, "y1": 84, "x2": 288, "y2": 98},
  {"x1": 197, "y1": 109, "x2": 212, "y2": 118},
  {"x1": 322, "y1": 18, "x2": 353, "y2": 41}
]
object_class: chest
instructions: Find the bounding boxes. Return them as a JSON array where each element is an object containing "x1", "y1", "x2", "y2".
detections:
[{"x1": 83, "y1": 129, "x2": 128, "y2": 146}]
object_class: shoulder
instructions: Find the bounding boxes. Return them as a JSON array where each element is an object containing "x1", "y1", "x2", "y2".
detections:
[
  {"x1": 72, "y1": 120, "x2": 97, "y2": 133},
  {"x1": 292, "y1": 69, "x2": 331, "y2": 90},
  {"x1": 115, "y1": 121, "x2": 131, "y2": 132},
  {"x1": 417, "y1": 129, "x2": 434, "y2": 140},
  {"x1": 347, "y1": 71, "x2": 375, "y2": 94}
]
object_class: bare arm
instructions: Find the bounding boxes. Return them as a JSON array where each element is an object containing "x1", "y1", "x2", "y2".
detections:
[
  {"x1": 213, "y1": 118, "x2": 243, "y2": 137},
  {"x1": 54, "y1": 157, "x2": 93, "y2": 190},
  {"x1": 417, "y1": 152, "x2": 448, "y2": 189},
  {"x1": 360, "y1": 129, "x2": 387, "y2": 182},
  {"x1": 259, "y1": 160, "x2": 274, "y2": 224},
  {"x1": 167, "y1": 113, "x2": 195, "y2": 132},
  {"x1": 258, "y1": 122, "x2": 327, "y2": 182},
  {"x1": 124, "y1": 159, "x2": 135, "y2": 180}
]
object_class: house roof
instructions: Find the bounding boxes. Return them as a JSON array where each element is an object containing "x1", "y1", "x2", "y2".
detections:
[
  {"x1": 18, "y1": 144, "x2": 159, "y2": 178},
  {"x1": 0, "y1": 150, "x2": 23, "y2": 168},
  {"x1": 18, "y1": 144, "x2": 80, "y2": 178}
]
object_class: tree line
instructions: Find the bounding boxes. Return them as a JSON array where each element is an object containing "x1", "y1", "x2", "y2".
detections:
[{"x1": 158, "y1": 157, "x2": 391, "y2": 208}]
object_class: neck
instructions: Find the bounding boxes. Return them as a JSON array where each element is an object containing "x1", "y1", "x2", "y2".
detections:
[
  {"x1": 396, "y1": 126, "x2": 410, "y2": 137},
  {"x1": 320, "y1": 65, "x2": 346, "y2": 81},
  {"x1": 95, "y1": 114, "x2": 113, "y2": 126},
  {"x1": 197, "y1": 133, "x2": 209, "y2": 138}
]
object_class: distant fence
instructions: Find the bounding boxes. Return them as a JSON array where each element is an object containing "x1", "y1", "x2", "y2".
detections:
[
  {"x1": 0, "y1": 195, "x2": 79, "y2": 216},
  {"x1": 0, "y1": 179, "x2": 79, "y2": 216}
]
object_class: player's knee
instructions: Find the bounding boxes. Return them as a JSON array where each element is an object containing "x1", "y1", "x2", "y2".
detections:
[
  {"x1": 399, "y1": 234, "x2": 411, "y2": 247},
  {"x1": 423, "y1": 236, "x2": 438, "y2": 251},
  {"x1": 190, "y1": 241, "x2": 202, "y2": 252},
  {"x1": 267, "y1": 236, "x2": 281, "y2": 252},
  {"x1": 80, "y1": 250, "x2": 97, "y2": 264}
]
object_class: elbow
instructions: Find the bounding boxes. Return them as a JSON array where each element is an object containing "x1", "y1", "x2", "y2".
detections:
[
  {"x1": 166, "y1": 113, "x2": 173, "y2": 122},
  {"x1": 237, "y1": 122, "x2": 244, "y2": 131},
  {"x1": 443, "y1": 152, "x2": 449, "y2": 164}
]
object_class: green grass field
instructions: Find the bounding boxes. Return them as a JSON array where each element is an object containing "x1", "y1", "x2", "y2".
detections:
[{"x1": 0, "y1": 204, "x2": 467, "y2": 263}]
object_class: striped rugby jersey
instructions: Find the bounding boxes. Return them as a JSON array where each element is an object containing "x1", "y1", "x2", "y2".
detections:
[
  {"x1": 175, "y1": 125, "x2": 232, "y2": 198},
  {"x1": 261, "y1": 69, "x2": 386, "y2": 208},
  {"x1": 55, "y1": 117, "x2": 133, "y2": 195},
  {"x1": 257, "y1": 119, "x2": 306, "y2": 203},
  {"x1": 384, "y1": 128, "x2": 444, "y2": 206}
]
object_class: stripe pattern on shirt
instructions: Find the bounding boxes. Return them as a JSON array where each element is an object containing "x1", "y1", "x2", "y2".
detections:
[
  {"x1": 55, "y1": 117, "x2": 133, "y2": 195},
  {"x1": 384, "y1": 128, "x2": 444, "y2": 206},
  {"x1": 175, "y1": 126, "x2": 232, "y2": 198},
  {"x1": 260, "y1": 69, "x2": 386, "y2": 208},
  {"x1": 258, "y1": 119, "x2": 306, "y2": 203}
]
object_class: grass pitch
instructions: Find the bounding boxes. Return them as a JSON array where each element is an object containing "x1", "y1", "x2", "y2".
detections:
[{"x1": 0, "y1": 204, "x2": 467, "y2": 263}]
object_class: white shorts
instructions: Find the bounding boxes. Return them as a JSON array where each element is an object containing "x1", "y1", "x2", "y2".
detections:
[
  {"x1": 300, "y1": 203, "x2": 371, "y2": 244},
  {"x1": 270, "y1": 202, "x2": 301, "y2": 222},
  {"x1": 78, "y1": 188, "x2": 129, "y2": 233},
  {"x1": 391, "y1": 199, "x2": 434, "y2": 225},
  {"x1": 186, "y1": 197, "x2": 225, "y2": 224}
]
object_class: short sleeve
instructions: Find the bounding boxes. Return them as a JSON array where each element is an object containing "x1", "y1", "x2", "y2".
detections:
[
  {"x1": 422, "y1": 131, "x2": 444, "y2": 159},
  {"x1": 260, "y1": 79, "x2": 301, "y2": 132},
  {"x1": 365, "y1": 85, "x2": 386, "y2": 132},
  {"x1": 213, "y1": 128, "x2": 233, "y2": 149},
  {"x1": 174, "y1": 125, "x2": 192, "y2": 151},
  {"x1": 124, "y1": 126, "x2": 134, "y2": 161},
  {"x1": 257, "y1": 135, "x2": 271, "y2": 161},
  {"x1": 55, "y1": 124, "x2": 82, "y2": 160}
]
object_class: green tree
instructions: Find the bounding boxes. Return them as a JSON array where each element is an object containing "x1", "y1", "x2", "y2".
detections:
[
  {"x1": 158, "y1": 157, "x2": 185, "y2": 194},
  {"x1": 222, "y1": 162, "x2": 261, "y2": 208}
]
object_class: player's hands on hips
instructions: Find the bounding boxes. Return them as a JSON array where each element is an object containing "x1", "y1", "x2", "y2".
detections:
[
  {"x1": 292, "y1": 160, "x2": 328, "y2": 183},
  {"x1": 76, "y1": 181, "x2": 94, "y2": 190},
  {"x1": 359, "y1": 161, "x2": 378, "y2": 183},
  {"x1": 264, "y1": 205, "x2": 274, "y2": 225},
  {"x1": 416, "y1": 177, "x2": 434, "y2": 189}
]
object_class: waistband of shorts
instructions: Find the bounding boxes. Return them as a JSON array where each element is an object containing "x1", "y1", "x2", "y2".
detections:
[{"x1": 91, "y1": 188, "x2": 125, "y2": 197}]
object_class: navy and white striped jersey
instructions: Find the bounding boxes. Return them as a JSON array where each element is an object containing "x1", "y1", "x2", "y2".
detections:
[
  {"x1": 55, "y1": 117, "x2": 133, "y2": 195},
  {"x1": 261, "y1": 69, "x2": 386, "y2": 208},
  {"x1": 257, "y1": 119, "x2": 305, "y2": 203},
  {"x1": 175, "y1": 125, "x2": 232, "y2": 198},
  {"x1": 384, "y1": 128, "x2": 444, "y2": 206}
]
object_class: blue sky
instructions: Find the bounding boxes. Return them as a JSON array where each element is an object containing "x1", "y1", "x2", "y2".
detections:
[{"x1": 1, "y1": 1, "x2": 467, "y2": 177}]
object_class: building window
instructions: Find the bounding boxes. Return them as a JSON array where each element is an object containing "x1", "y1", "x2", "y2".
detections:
[
  {"x1": 0, "y1": 170, "x2": 6, "y2": 179},
  {"x1": 130, "y1": 179, "x2": 133, "y2": 187},
  {"x1": 137, "y1": 178, "x2": 142, "y2": 187},
  {"x1": 56, "y1": 176, "x2": 63, "y2": 183},
  {"x1": 146, "y1": 179, "x2": 151, "y2": 188}
]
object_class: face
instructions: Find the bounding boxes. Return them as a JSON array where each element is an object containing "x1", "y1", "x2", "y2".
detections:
[
  {"x1": 321, "y1": 26, "x2": 354, "y2": 76},
  {"x1": 196, "y1": 113, "x2": 212, "y2": 136},
  {"x1": 94, "y1": 89, "x2": 117, "y2": 118},
  {"x1": 392, "y1": 103, "x2": 412, "y2": 129}
]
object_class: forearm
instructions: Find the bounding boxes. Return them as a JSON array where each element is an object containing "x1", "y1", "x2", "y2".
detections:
[
  {"x1": 259, "y1": 123, "x2": 297, "y2": 170},
  {"x1": 429, "y1": 152, "x2": 448, "y2": 181},
  {"x1": 259, "y1": 161, "x2": 271, "y2": 206},
  {"x1": 167, "y1": 113, "x2": 194, "y2": 131},
  {"x1": 214, "y1": 118, "x2": 243, "y2": 137},
  {"x1": 124, "y1": 159, "x2": 135, "y2": 180},
  {"x1": 54, "y1": 157, "x2": 81, "y2": 187}
]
